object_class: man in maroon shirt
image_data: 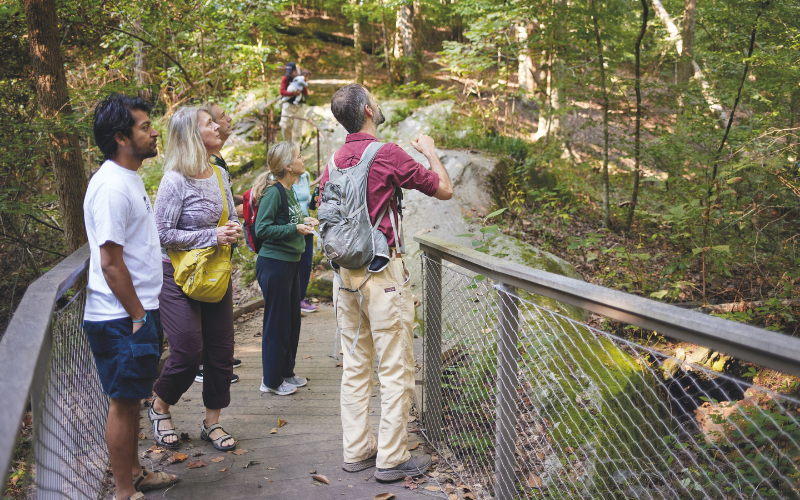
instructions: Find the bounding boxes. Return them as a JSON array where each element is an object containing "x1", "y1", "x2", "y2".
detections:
[
  {"x1": 320, "y1": 84, "x2": 453, "y2": 482},
  {"x1": 279, "y1": 62, "x2": 308, "y2": 144}
]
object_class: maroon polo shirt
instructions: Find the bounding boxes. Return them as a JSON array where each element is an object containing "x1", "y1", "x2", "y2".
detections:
[{"x1": 319, "y1": 133, "x2": 440, "y2": 247}]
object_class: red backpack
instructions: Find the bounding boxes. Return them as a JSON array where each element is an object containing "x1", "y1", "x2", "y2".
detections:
[{"x1": 242, "y1": 184, "x2": 289, "y2": 253}]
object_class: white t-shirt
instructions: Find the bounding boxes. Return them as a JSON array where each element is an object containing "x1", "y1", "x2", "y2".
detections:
[{"x1": 83, "y1": 160, "x2": 162, "y2": 321}]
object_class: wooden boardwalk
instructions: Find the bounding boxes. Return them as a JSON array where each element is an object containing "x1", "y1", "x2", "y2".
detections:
[{"x1": 133, "y1": 304, "x2": 444, "y2": 500}]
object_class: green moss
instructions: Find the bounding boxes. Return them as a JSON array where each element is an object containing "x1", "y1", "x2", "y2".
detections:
[{"x1": 306, "y1": 275, "x2": 333, "y2": 300}]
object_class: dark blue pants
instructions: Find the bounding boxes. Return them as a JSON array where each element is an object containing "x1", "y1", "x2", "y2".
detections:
[
  {"x1": 256, "y1": 256, "x2": 301, "y2": 389},
  {"x1": 299, "y1": 234, "x2": 314, "y2": 301}
]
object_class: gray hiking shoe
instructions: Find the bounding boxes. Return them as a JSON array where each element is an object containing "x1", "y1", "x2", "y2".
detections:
[
  {"x1": 342, "y1": 453, "x2": 377, "y2": 472},
  {"x1": 374, "y1": 454, "x2": 432, "y2": 482},
  {"x1": 260, "y1": 379, "x2": 297, "y2": 396},
  {"x1": 283, "y1": 375, "x2": 307, "y2": 388}
]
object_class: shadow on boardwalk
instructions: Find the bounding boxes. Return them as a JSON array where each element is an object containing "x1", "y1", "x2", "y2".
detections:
[{"x1": 129, "y1": 304, "x2": 443, "y2": 500}]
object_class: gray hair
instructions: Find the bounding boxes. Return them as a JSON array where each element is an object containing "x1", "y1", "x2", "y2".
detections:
[{"x1": 331, "y1": 84, "x2": 370, "y2": 134}]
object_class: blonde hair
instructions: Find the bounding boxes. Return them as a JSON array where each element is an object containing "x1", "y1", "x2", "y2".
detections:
[
  {"x1": 163, "y1": 106, "x2": 212, "y2": 177},
  {"x1": 252, "y1": 141, "x2": 299, "y2": 206}
]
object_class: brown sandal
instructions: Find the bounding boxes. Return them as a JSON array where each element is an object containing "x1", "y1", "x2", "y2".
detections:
[{"x1": 134, "y1": 466, "x2": 180, "y2": 492}]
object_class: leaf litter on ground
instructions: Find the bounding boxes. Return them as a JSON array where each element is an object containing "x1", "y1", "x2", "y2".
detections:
[{"x1": 312, "y1": 474, "x2": 330, "y2": 484}]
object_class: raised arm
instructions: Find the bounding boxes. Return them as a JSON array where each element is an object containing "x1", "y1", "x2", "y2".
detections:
[{"x1": 411, "y1": 135, "x2": 453, "y2": 200}]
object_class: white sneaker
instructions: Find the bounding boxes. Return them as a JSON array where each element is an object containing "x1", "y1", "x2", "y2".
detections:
[
  {"x1": 260, "y1": 379, "x2": 297, "y2": 395},
  {"x1": 283, "y1": 376, "x2": 307, "y2": 387}
]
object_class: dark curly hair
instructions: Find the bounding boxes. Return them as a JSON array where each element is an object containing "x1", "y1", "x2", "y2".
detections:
[{"x1": 93, "y1": 93, "x2": 153, "y2": 159}]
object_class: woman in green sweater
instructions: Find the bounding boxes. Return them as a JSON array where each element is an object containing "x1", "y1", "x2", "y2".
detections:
[{"x1": 252, "y1": 142, "x2": 318, "y2": 395}]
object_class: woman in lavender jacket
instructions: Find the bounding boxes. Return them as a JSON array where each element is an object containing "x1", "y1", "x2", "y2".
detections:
[{"x1": 149, "y1": 106, "x2": 242, "y2": 452}]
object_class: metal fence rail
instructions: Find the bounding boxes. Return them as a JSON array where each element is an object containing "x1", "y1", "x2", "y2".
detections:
[
  {"x1": 0, "y1": 245, "x2": 109, "y2": 499},
  {"x1": 417, "y1": 235, "x2": 800, "y2": 500}
]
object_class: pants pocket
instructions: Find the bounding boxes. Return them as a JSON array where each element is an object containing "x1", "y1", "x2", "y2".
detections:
[
  {"x1": 368, "y1": 281, "x2": 402, "y2": 333},
  {"x1": 117, "y1": 319, "x2": 160, "y2": 379}
]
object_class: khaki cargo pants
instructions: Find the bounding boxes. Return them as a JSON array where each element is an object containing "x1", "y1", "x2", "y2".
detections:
[
  {"x1": 334, "y1": 257, "x2": 415, "y2": 469},
  {"x1": 279, "y1": 102, "x2": 302, "y2": 144}
]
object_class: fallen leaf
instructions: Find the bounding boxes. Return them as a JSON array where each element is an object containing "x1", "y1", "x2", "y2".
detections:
[
  {"x1": 463, "y1": 491, "x2": 477, "y2": 500},
  {"x1": 187, "y1": 460, "x2": 207, "y2": 469},
  {"x1": 374, "y1": 494, "x2": 396, "y2": 500},
  {"x1": 401, "y1": 477, "x2": 418, "y2": 490},
  {"x1": 278, "y1": 419, "x2": 287, "y2": 428},
  {"x1": 180, "y1": 432, "x2": 190, "y2": 442},
  {"x1": 230, "y1": 449, "x2": 248, "y2": 455},
  {"x1": 192, "y1": 451, "x2": 204, "y2": 457},
  {"x1": 303, "y1": 355, "x2": 312, "y2": 359},
  {"x1": 219, "y1": 467, "x2": 228, "y2": 472},
  {"x1": 449, "y1": 495, "x2": 459, "y2": 500},
  {"x1": 408, "y1": 442, "x2": 419, "y2": 451},
  {"x1": 243, "y1": 460, "x2": 260, "y2": 468},
  {"x1": 481, "y1": 328, "x2": 493, "y2": 334},
  {"x1": 425, "y1": 486, "x2": 440, "y2": 491},
  {"x1": 210, "y1": 456, "x2": 225, "y2": 463},
  {"x1": 167, "y1": 452, "x2": 188, "y2": 464},
  {"x1": 309, "y1": 470, "x2": 317, "y2": 474},
  {"x1": 408, "y1": 415, "x2": 417, "y2": 423},
  {"x1": 528, "y1": 474, "x2": 543, "y2": 488},
  {"x1": 147, "y1": 445, "x2": 164, "y2": 454},
  {"x1": 268, "y1": 467, "x2": 275, "y2": 470},
  {"x1": 270, "y1": 428, "x2": 278, "y2": 434},
  {"x1": 138, "y1": 432, "x2": 146, "y2": 440},
  {"x1": 312, "y1": 474, "x2": 330, "y2": 484}
]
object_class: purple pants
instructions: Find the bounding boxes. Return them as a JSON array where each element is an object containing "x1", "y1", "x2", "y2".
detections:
[{"x1": 153, "y1": 261, "x2": 234, "y2": 409}]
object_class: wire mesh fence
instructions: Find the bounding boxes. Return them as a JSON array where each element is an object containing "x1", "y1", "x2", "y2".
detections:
[
  {"x1": 420, "y1": 254, "x2": 800, "y2": 500},
  {"x1": 32, "y1": 286, "x2": 110, "y2": 499}
]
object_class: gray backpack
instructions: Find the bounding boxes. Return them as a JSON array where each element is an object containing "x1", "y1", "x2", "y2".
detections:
[{"x1": 317, "y1": 142, "x2": 398, "y2": 270}]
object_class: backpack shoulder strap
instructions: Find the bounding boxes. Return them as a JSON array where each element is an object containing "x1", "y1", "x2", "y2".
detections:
[
  {"x1": 358, "y1": 141, "x2": 385, "y2": 170},
  {"x1": 274, "y1": 183, "x2": 291, "y2": 222}
]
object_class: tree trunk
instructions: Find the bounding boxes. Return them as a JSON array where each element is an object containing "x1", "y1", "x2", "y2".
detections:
[
  {"x1": 399, "y1": 2, "x2": 416, "y2": 84},
  {"x1": 381, "y1": 7, "x2": 394, "y2": 89},
  {"x1": 651, "y1": 0, "x2": 727, "y2": 123},
  {"x1": 626, "y1": 0, "x2": 649, "y2": 231},
  {"x1": 23, "y1": 0, "x2": 88, "y2": 252},
  {"x1": 677, "y1": 0, "x2": 695, "y2": 86},
  {"x1": 353, "y1": 20, "x2": 364, "y2": 83},
  {"x1": 590, "y1": 0, "x2": 611, "y2": 229},
  {"x1": 516, "y1": 23, "x2": 536, "y2": 101}
]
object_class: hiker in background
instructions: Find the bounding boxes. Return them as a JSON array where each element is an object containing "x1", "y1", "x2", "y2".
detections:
[
  {"x1": 279, "y1": 62, "x2": 308, "y2": 144},
  {"x1": 318, "y1": 84, "x2": 453, "y2": 481},
  {"x1": 252, "y1": 142, "x2": 318, "y2": 396},
  {"x1": 150, "y1": 106, "x2": 242, "y2": 452},
  {"x1": 292, "y1": 167, "x2": 319, "y2": 314},
  {"x1": 84, "y1": 93, "x2": 179, "y2": 499}
]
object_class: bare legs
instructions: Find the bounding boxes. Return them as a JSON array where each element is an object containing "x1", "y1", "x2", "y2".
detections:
[{"x1": 107, "y1": 398, "x2": 140, "y2": 499}]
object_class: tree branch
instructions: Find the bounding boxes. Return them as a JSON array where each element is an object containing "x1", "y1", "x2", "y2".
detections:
[
  {"x1": 0, "y1": 233, "x2": 66, "y2": 258},
  {"x1": 106, "y1": 25, "x2": 198, "y2": 95}
]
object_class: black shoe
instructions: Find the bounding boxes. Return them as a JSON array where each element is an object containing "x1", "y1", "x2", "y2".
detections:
[
  {"x1": 343, "y1": 453, "x2": 377, "y2": 472},
  {"x1": 233, "y1": 358, "x2": 242, "y2": 368},
  {"x1": 195, "y1": 371, "x2": 239, "y2": 384},
  {"x1": 374, "y1": 454, "x2": 432, "y2": 482}
]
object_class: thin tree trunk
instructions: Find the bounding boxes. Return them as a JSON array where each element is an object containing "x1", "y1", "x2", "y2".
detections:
[
  {"x1": 399, "y1": 2, "x2": 415, "y2": 83},
  {"x1": 23, "y1": 0, "x2": 88, "y2": 252},
  {"x1": 380, "y1": 6, "x2": 394, "y2": 89},
  {"x1": 677, "y1": 0, "x2": 696, "y2": 86},
  {"x1": 590, "y1": 0, "x2": 611, "y2": 229},
  {"x1": 516, "y1": 23, "x2": 536, "y2": 102},
  {"x1": 351, "y1": 0, "x2": 364, "y2": 84},
  {"x1": 626, "y1": 0, "x2": 649, "y2": 231},
  {"x1": 711, "y1": 18, "x2": 760, "y2": 182}
]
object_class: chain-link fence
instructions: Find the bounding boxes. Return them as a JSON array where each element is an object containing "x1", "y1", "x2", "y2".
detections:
[
  {"x1": 420, "y1": 253, "x2": 800, "y2": 500},
  {"x1": 32, "y1": 286, "x2": 110, "y2": 499}
]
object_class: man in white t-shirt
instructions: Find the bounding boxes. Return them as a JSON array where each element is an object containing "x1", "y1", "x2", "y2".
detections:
[{"x1": 83, "y1": 94, "x2": 178, "y2": 499}]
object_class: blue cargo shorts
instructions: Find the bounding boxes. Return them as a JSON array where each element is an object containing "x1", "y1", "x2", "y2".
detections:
[{"x1": 84, "y1": 309, "x2": 162, "y2": 400}]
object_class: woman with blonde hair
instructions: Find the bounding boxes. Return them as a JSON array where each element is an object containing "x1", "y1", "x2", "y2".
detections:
[
  {"x1": 150, "y1": 106, "x2": 242, "y2": 451},
  {"x1": 253, "y1": 141, "x2": 318, "y2": 395}
]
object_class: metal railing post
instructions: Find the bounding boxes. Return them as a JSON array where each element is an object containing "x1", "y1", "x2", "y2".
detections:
[
  {"x1": 495, "y1": 283, "x2": 519, "y2": 500},
  {"x1": 423, "y1": 252, "x2": 444, "y2": 443}
]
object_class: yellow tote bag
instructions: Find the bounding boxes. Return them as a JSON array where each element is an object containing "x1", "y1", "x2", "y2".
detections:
[{"x1": 168, "y1": 164, "x2": 233, "y2": 303}]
